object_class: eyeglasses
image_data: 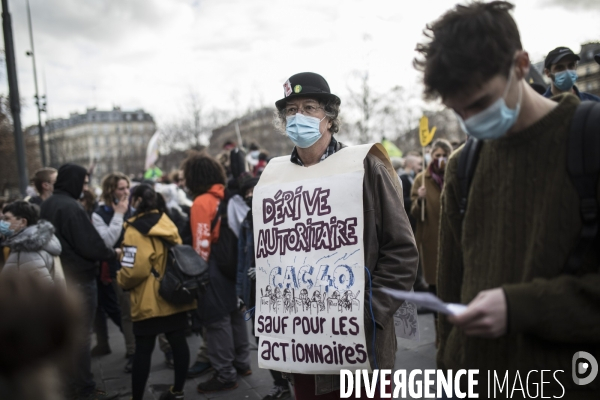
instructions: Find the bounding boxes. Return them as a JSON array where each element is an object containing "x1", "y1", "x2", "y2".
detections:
[{"x1": 284, "y1": 104, "x2": 324, "y2": 117}]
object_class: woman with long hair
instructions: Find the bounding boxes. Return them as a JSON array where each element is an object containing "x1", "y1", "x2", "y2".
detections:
[
  {"x1": 90, "y1": 172, "x2": 134, "y2": 368},
  {"x1": 117, "y1": 184, "x2": 196, "y2": 400}
]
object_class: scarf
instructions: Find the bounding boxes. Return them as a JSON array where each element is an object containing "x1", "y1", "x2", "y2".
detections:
[{"x1": 429, "y1": 159, "x2": 445, "y2": 189}]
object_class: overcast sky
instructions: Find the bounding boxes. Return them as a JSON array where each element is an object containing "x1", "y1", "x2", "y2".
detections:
[{"x1": 1, "y1": 0, "x2": 599, "y2": 129}]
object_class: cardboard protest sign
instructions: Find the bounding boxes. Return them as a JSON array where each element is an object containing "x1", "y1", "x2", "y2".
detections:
[
  {"x1": 253, "y1": 144, "x2": 376, "y2": 374},
  {"x1": 419, "y1": 116, "x2": 437, "y2": 147}
]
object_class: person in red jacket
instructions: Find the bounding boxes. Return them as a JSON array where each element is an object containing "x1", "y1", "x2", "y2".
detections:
[{"x1": 182, "y1": 153, "x2": 251, "y2": 394}]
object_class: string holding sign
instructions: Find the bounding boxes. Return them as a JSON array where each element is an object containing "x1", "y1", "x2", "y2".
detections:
[{"x1": 418, "y1": 116, "x2": 437, "y2": 222}]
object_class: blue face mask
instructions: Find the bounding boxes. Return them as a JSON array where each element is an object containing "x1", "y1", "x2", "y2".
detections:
[
  {"x1": 456, "y1": 67, "x2": 522, "y2": 141},
  {"x1": 553, "y1": 70, "x2": 577, "y2": 92},
  {"x1": 0, "y1": 220, "x2": 13, "y2": 237},
  {"x1": 286, "y1": 113, "x2": 325, "y2": 149}
]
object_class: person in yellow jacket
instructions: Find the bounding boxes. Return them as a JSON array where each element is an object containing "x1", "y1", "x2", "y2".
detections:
[{"x1": 117, "y1": 184, "x2": 195, "y2": 400}]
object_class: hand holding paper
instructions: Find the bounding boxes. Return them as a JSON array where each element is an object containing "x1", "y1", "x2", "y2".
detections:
[{"x1": 447, "y1": 288, "x2": 507, "y2": 339}]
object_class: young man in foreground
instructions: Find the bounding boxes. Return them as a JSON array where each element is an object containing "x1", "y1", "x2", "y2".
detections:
[{"x1": 415, "y1": 1, "x2": 599, "y2": 398}]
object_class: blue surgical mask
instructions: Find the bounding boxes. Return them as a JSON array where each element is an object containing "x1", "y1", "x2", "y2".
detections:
[
  {"x1": 286, "y1": 113, "x2": 325, "y2": 149},
  {"x1": 553, "y1": 70, "x2": 577, "y2": 92},
  {"x1": 0, "y1": 220, "x2": 13, "y2": 237},
  {"x1": 456, "y1": 67, "x2": 522, "y2": 141}
]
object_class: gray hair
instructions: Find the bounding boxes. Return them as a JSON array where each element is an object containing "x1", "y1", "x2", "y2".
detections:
[{"x1": 273, "y1": 97, "x2": 341, "y2": 135}]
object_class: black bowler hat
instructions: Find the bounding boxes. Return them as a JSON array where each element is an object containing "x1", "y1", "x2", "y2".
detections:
[
  {"x1": 544, "y1": 47, "x2": 580, "y2": 69},
  {"x1": 595, "y1": 53, "x2": 600, "y2": 65},
  {"x1": 275, "y1": 72, "x2": 340, "y2": 110}
]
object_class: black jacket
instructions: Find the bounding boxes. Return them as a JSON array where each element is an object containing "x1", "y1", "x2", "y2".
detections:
[{"x1": 40, "y1": 164, "x2": 116, "y2": 283}]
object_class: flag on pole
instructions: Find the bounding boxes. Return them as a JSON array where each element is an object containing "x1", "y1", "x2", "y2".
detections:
[
  {"x1": 145, "y1": 131, "x2": 160, "y2": 170},
  {"x1": 381, "y1": 138, "x2": 403, "y2": 158}
]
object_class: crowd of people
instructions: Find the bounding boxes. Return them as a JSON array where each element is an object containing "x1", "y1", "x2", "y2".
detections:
[
  {"x1": 0, "y1": 145, "x2": 280, "y2": 400},
  {"x1": 1, "y1": 1, "x2": 599, "y2": 400}
]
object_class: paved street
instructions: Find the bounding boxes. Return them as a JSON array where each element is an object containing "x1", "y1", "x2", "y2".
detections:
[{"x1": 93, "y1": 313, "x2": 436, "y2": 399}]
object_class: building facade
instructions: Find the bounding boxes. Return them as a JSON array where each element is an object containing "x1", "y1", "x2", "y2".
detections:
[
  {"x1": 45, "y1": 107, "x2": 155, "y2": 183},
  {"x1": 208, "y1": 107, "x2": 292, "y2": 158},
  {"x1": 577, "y1": 42, "x2": 600, "y2": 97}
]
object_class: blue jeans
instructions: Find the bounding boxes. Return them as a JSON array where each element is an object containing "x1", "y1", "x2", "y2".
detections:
[{"x1": 69, "y1": 278, "x2": 98, "y2": 397}]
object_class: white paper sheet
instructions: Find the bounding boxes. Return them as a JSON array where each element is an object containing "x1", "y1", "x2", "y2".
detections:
[{"x1": 381, "y1": 288, "x2": 467, "y2": 316}]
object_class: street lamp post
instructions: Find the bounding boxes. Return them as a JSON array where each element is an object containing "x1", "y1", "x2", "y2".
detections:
[
  {"x1": 2, "y1": 0, "x2": 28, "y2": 196},
  {"x1": 26, "y1": 0, "x2": 46, "y2": 166}
]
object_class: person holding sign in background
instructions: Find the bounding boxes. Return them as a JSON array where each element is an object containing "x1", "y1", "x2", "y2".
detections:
[
  {"x1": 410, "y1": 139, "x2": 452, "y2": 292},
  {"x1": 410, "y1": 139, "x2": 452, "y2": 344},
  {"x1": 261, "y1": 72, "x2": 418, "y2": 399}
]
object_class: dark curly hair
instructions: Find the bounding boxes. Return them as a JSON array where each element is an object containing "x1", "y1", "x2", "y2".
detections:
[
  {"x1": 181, "y1": 153, "x2": 227, "y2": 198},
  {"x1": 414, "y1": 1, "x2": 521, "y2": 100},
  {"x1": 131, "y1": 184, "x2": 166, "y2": 216},
  {"x1": 3, "y1": 201, "x2": 40, "y2": 226}
]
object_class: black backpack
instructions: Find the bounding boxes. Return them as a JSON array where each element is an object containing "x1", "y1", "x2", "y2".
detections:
[
  {"x1": 209, "y1": 198, "x2": 239, "y2": 281},
  {"x1": 457, "y1": 101, "x2": 600, "y2": 275},
  {"x1": 151, "y1": 238, "x2": 210, "y2": 305}
]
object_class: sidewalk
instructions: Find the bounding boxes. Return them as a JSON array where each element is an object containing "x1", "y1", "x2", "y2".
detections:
[{"x1": 92, "y1": 313, "x2": 436, "y2": 399}]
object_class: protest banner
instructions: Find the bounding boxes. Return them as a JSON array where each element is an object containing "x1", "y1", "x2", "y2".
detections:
[{"x1": 253, "y1": 144, "x2": 383, "y2": 374}]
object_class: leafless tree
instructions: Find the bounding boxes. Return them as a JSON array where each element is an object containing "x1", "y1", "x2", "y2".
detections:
[
  {"x1": 0, "y1": 96, "x2": 44, "y2": 196},
  {"x1": 158, "y1": 90, "x2": 232, "y2": 155},
  {"x1": 342, "y1": 71, "x2": 420, "y2": 144}
]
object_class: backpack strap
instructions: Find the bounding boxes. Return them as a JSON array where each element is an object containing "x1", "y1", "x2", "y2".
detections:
[
  {"x1": 564, "y1": 101, "x2": 600, "y2": 275},
  {"x1": 457, "y1": 137, "x2": 483, "y2": 216},
  {"x1": 210, "y1": 199, "x2": 226, "y2": 231}
]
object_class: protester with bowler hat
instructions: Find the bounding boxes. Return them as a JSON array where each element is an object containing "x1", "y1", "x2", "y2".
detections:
[{"x1": 271, "y1": 72, "x2": 418, "y2": 399}]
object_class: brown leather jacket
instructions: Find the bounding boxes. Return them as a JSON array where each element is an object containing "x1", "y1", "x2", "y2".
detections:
[{"x1": 297, "y1": 150, "x2": 419, "y2": 395}]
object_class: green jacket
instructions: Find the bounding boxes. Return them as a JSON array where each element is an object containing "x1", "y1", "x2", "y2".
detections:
[{"x1": 437, "y1": 95, "x2": 600, "y2": 398}]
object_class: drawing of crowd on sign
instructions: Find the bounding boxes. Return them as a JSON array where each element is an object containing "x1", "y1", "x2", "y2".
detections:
[
  {"x1": 253, "y1": 159, "x2": 372, "y2": 373},
  {"x1": 260, "y1": 284, "x2": 361, "y2": 315}
]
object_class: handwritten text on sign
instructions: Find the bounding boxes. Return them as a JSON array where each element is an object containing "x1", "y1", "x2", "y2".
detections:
[
  {"x1": 256, "y1": 187, "x2": 358, "y2": 257},
  {"x1": 253, "y1": 159, "x2": 370, "y2": 374}
]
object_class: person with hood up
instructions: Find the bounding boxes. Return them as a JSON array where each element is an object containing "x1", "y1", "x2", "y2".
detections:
[
  {"x1": 1, "y1": 201, "x2": 62, "y2": 284},
  {"x1": 117, "y1": 184, "x2": 196, "y2": 400},
  {"x1": 40, "y1": 163, "x2": 120, "y2": 400}
]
